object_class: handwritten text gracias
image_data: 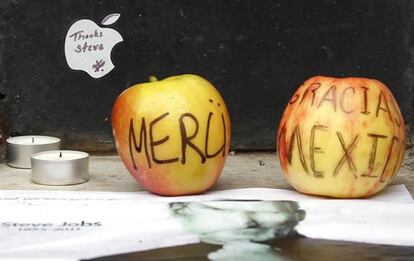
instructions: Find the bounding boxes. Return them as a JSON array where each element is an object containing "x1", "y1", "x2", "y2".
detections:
[{"x1": 278, "y1": 82, "x2": 405, "y2": 182}]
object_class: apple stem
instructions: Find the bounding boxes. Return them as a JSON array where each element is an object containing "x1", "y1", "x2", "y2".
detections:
[{"x1": 149, "y1": 76, "x2": 158, "y2": 82}]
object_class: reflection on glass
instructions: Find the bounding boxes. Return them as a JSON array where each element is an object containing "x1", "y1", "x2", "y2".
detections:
[{"x1": 170, "y1": 200, "x2": 305, "y2": 260}]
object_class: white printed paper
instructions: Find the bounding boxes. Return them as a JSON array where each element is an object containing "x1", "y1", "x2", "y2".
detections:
[{"x1": 0, "y1": 185, "x2": 412, "y2": 260}]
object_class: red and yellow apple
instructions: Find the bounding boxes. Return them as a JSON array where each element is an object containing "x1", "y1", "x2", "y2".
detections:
[
  {"x1": 277, "y1": 76, "x2": 406, "y2": 198},
  {"x1": 112, "y1": 74, "x2": 231, "y2": 196}
]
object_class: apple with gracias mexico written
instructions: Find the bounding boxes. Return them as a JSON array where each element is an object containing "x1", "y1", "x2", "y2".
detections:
[
  {"x1": 277, "y1": 76, "x2": 406, "y2": 198},
  {"x1": 112, "y1": 75, "x2": 231, "y2": 196}
]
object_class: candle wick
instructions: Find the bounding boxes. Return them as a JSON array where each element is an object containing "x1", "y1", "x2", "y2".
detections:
[
  {"x1": 32, "y1": 137, "x2": 34, "y2": 143},
  {"x1": 59, "y1": 152, "x2": 62, "y2": 158}
]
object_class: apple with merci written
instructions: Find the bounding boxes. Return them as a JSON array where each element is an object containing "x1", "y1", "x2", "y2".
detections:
[
  {"x1": 277, "y1": 76, "x2": 406, "y2": 198},
  {"x1": 111, "y1": 74, "x2": 231, "y2": 196}
]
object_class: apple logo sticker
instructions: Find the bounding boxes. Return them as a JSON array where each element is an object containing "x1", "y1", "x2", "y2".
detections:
[{"x1": 64, "y1": 13, "x2": 123, "y2": 78}]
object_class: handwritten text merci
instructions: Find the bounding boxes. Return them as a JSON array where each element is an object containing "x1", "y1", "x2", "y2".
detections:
[{"x1": 129, "y1": 112, "x2": 227, "y2": 169}]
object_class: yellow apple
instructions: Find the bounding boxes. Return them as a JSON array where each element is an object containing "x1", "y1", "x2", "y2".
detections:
[
  {"x1": 111, "y1": 74, "x2": 231, "y2": 196},
  {"x1": 277, "y1": 76, "x2": 406, "y2": 198}
]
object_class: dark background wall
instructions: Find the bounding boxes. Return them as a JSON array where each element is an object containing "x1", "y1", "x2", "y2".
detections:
[{"x1": 0, "y1": 0, "x2": 413, "y2": 159}]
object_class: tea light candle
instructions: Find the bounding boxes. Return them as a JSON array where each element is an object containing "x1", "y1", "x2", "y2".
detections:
[
  {"x1": 31, "y1": 150, "x2": 89, "y2": 186},
  {"x1": 6, "y1": 135, "x2": 61, "y2": 168}
]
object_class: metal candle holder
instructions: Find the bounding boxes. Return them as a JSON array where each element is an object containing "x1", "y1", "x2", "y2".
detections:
[
  {"x1": 6, "y1": 136, "x2": 61, "y2": 169},
  {"x1": 31, "y1": 150, "x2": 89, "y2": 186}
]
